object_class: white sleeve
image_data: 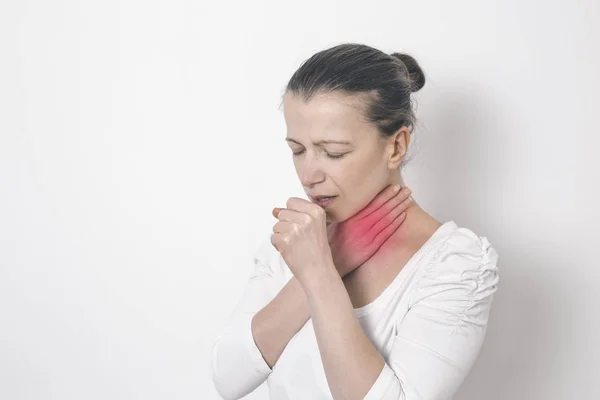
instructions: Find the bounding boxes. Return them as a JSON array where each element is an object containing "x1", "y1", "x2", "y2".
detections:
[
  {"x1": 210, "y1": 234, "x2": 279, "y2": 400},
  {"x1": 363, "y1": 233, "x2": 500, "y2": 400}
]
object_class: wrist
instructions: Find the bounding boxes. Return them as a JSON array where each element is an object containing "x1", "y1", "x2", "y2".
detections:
[
  {"x1": 298, "y1": 257, "x2": 341, "y2": 296},
  {"x1": 330, "y1": 253, "x2": 348, "y2": 278}
]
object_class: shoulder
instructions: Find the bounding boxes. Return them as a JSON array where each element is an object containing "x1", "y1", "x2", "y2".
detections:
[
  {"x1": 437, "y1": 224, "x2": 499, "y2": 267},
  {"x1": 411, "y1": 222, "x2": 500, "y2": 307}
]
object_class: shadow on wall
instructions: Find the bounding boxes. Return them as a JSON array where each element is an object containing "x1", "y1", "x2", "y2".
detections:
[
  {"x1": 457, "y1": 251, "x2": 559, "y2": 400},
  {"x1": 414, "y1": 79, "x2": 510, "y2": 230},
  {"x1": 417, "y1": 80, "x2": 558, "y2": 399}
]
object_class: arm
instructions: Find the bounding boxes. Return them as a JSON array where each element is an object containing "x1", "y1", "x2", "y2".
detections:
[
  {"x1": 303, "y1": 234, "x2": 499, "y2": 400},
  {"x1": 251, "y1": 275, "x2": 310, "y2": 367},
  {"x1": 302, "y1": 259, "x2": 386, "y2": 400},
  {"x1": 210, "y1": 237, "x2": 312, "y2": 400}
]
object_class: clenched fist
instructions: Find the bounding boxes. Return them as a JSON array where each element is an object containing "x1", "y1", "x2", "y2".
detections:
[
  {"x1": 270, "y1": 197, "x2": 334, "y2": 284},
  {"x1": 271, "y1": 184, "x2": 413, "y2": 281}
]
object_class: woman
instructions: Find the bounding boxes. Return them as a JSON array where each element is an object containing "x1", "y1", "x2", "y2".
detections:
[{"x1": 211, "y1": 43, "x2": 499, "y2": 400}]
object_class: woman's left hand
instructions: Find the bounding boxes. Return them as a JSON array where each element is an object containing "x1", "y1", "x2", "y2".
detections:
[{"x1": 271, "y1": 197, "x2": 334, "y2": 284}]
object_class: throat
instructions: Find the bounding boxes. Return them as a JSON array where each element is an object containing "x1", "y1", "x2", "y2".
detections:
[{"x1": 344, "y1": 205, "x2": 442, "y2": 286}]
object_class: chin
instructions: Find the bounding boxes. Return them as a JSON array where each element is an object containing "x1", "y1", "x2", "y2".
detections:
[{"x1": 328, "y1": 212, "x2": 350, "y2": 224}]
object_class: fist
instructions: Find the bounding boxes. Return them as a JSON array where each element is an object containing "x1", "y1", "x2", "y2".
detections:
[{"x1": 270, "y1": 197, "x2": 334, "y2": 282}]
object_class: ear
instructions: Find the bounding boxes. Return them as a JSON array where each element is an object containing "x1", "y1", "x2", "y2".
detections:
[{"x1": 386, "y1": 126, "x2": 410, "y2": 169}]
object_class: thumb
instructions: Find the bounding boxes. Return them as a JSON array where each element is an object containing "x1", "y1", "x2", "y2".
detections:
[{"x1": 272, "y1": 207, "x2": 283, "y2": 218}]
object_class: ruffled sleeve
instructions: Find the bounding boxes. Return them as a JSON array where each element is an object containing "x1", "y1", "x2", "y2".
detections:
[{"x1": 363, "y1": 228, "x2": 500, "y2": 400}]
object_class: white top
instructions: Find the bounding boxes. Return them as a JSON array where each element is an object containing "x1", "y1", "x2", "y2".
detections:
[{"x1": 211, "y1": 220, "x2": 499, "y2": 400}]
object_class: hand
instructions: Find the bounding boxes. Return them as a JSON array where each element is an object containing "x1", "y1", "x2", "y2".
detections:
[
  {"x1": 270, "y1": 197, "x2": 334, "y2": 283},
  {"x1": 327, "y1": 184, "x2": 413, "y2": 278}
]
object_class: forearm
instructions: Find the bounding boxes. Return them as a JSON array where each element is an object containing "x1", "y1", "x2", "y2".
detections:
[
  {"x1": 251, "y1": 275, "x2": 311, "y2": 368},
  {"x1": 302, "y1": 261, "x2": 385, "y2": 400}
]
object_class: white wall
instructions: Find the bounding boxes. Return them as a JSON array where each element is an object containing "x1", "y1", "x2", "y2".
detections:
[{"x1": 1, "y1": 0, "x2": 598, "y2": 399}]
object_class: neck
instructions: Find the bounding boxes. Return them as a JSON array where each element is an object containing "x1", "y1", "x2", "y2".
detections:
[{"x1": 377, "y1": 193, "x2": 442, "y2": 253}]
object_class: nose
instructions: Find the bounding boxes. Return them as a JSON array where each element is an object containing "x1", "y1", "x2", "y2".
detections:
[{"x1": 297, "y1": 157, "x2": 326, "y2": 189}]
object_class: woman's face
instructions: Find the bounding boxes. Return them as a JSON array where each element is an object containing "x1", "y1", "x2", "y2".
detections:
[{"x1": 282, "y1": 91, "x2": 408, "y2": 223}]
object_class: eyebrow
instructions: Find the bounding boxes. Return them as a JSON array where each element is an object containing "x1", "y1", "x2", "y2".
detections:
[{"x1": 285, "y1": 138, "x2": 352, "y2": 145}]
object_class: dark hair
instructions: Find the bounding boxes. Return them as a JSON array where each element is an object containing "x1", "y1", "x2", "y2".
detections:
[{"x1": 283, "y1": 43, "x2": 426, "y2": 167}]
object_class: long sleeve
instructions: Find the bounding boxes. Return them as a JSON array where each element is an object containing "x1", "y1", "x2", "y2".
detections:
[
  {"x1": 363, "y1": 232, "x2": 500, "y2": 400},
  {"x1": 210, "y1": 234, "x2": 278, "y2": 400}
]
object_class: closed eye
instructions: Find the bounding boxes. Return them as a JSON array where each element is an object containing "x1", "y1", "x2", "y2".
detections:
[{"x1": 292, "y1": 149, "x2": 347, "y2": 159}]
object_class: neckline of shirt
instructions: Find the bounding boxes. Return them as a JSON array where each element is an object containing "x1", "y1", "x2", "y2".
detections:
[{"x1": 352, "y1": 220, "x2": 459, "y2": 318}]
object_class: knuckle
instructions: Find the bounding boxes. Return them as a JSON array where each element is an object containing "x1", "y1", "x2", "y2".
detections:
[
  {"x1": 303, "y1": 214, "x2": 313, "y2": 225},
  {"x1": 292, "y1": 223, "x2": 301, "y2": 234},
  {"x1": 287, "y1": 197, "x2": 303, "y2": 208},
  {"x1": 313, "y1": 207, "x2": 325, "y2": 219}
]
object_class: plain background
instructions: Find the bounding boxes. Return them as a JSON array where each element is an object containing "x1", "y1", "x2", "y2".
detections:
[{"x1": 1, "y1": 0, "x2": 599, "y2": 399}]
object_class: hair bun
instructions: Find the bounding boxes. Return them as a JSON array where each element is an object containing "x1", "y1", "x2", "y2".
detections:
[{"x1": 390, "y1": 52, "x2": 425, "y2": 92}]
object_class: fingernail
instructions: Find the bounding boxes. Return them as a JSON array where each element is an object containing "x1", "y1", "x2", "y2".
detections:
[{"x1": 393, "y1": 185, "x2": 400, "y2": 192}]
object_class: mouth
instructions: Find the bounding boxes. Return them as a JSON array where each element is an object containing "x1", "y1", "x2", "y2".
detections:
[{"x1": 309, "y1": 195, "x2": 338, "y2": 208}]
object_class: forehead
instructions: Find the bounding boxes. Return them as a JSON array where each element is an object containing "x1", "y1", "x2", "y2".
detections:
[{"x1": 283, "y1": 91, "x2": 370, "y2": 139}]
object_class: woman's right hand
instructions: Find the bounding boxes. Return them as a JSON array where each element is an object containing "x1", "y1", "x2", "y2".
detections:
[{"x1": 327, "y1": 185, "x2": 413, "y2": 278}]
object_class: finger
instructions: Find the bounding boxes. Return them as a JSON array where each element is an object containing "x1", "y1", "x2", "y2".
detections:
[
  {"x1": 372, "y1": 211, "x2": 407, "y2": 248},
  {"x1": 270, "y1": 233, "x2": 281, "y2": 252},
  {"x1": 286, "y1": 197, "x2": 326, "y2": 222},
  {"x1": 371, "y1": 195, "x2": 410, "y2": 232},
  {"x1": 286, "y1": 196, "x2": 323, "y2": 216},
  {"x1": 363, "y1": 189, "x2": 411, "y2": 233},
  {"x1": 272, "y1": 207, "x2": 284, "y2": 218},
  {"x1": 270, "y1": 232, "x2": 291, "y2": 251},
  {"x1": 274, "y1": 207, "x2": 309, "y2": 224},
  {"x1": 356, "y1": 184, "x2": 403, "y2": 220},
  {"x1": 272, "y1": 220, "x2": 295, "y2": 234},
  {"x1": 383, "y1": 187, "x2": 413, "y2": 212},
  {"x1": 393, "y1": 192, "x2": 414, "y2": 213}
]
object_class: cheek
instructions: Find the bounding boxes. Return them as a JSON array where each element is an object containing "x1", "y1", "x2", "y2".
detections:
[{"x1": 337, "y1": 163, "x2": 389, "y2": 219}]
